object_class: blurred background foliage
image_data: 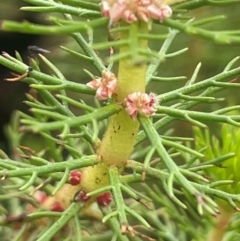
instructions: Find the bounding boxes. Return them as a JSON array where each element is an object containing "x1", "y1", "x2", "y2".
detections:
[{"x1": 0, "y1": 1, "x2": 240, "y2": 153}]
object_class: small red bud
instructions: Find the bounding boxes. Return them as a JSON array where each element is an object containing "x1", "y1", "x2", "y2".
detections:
[
  {"x1": 75, "y1": 190, "x2": 90, "y2": 202},
  {"x1": 97, "y1": 192, "x2": 112, "y2": 206},
  {"x1": 36, "y1": 191, "x2": 47, "y2": 204},
  {"x1": 50, "y1": 201, "x2": 64, "y2": 212},
  {"x1": 69, "y1": 170, "x2": 82, "y2": 186},
  {"x1": 28, "y1": 191, "x2": 48, "y2": 212},
  {"x1": 79, "y1": 190, "x2": 90, "y2": 202}
]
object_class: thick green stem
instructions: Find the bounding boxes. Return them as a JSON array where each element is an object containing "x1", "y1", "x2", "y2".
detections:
[
  {"x1": 80, "y1": 21, "x2": 149, "y2": 192},
  {"x1": 98, "y1": 21, "x2": 148, "y2": 167}
]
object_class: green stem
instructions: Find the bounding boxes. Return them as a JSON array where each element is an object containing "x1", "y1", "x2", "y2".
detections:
[
  {"x1": 162, "y1": 18, "x2": 240, "y2": 44},
  {"x1": 79, "y1": 22, "x2": 149, "y2": 193},
  {"x1": 36, "y1": 202, "x2": 82, "y2": 241},
  {"x1": 21, "y1": 104, "x2": 121, "y2": 132},
  {"x1": 109, "y1": 166, "x2": 128, "y2": 225},
  {"x1": 98, "y1": 21, "x2": 149, "y2": 167},
  {"x1": 138, "y1": 115, "x2": 198, "y2": 195},
  {"x1": 157, "y1": 106, "x2": 240, "y2": 125},
  {"x1": 0, "y1": 18, "x2": 106, "y2": 34},
  {"x1": 0, "y1": 157, "x2": 98, "y2": 177},
  {"x1": 136, "y1": 62, "x2": 240, "y2": 145},
  {"x1": 0, "y1": 55, "x2": 94, "y2": 95}
]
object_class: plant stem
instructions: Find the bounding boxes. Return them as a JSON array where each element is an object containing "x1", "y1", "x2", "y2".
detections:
[
  {"x1": 80, "y1": 21, "x2": 149, "y2": 193},
  {"x1": 37, "y1": 202, "x2": 82, "y2": 241},
  {"x1": 98, "y1": 21, "x2": 148, "y2": 167}
]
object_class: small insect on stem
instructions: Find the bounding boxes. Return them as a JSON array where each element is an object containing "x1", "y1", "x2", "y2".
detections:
[{"x1": 28, "y1": 45, "x2": 50, "y2": 58}]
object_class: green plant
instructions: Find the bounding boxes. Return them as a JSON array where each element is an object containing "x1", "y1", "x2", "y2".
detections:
[{"x1": 1, "y1": 0, "x2": 240, "y2": 240}]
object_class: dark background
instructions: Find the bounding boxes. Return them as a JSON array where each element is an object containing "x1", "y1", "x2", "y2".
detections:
[{"x1": 0, "y1": 0, "x2": 67, "y2": 152}]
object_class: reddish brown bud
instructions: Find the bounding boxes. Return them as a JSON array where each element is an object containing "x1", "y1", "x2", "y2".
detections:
[
  {"x1": 36, "y1": 191, "x2": 48, "y2": 204},
  {"x1": 50, "y1": 201, "x2": 64, "y2": 212},
  {"x1": 69, "y1": 170, "x2": 82, "y2": 186},
  {"x1": 78, "y1": 190, "x2": 90, "y2": 202},
  {"x1": 97, "y1": 192, "x2": 112, "y2": 206}
]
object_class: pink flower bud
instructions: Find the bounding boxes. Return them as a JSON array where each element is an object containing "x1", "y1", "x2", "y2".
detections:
[
  {"x1": 69, "y1": 170, "x2": 82, "y2": 186},
  {"x1": 36, "y1": 191, "x2": 47, "y2": 204},
  {"x1": 161, "y1": 4, "x2": 172, "y2": 18},
  {"x1": 100, "y1": 0, "x2": 110, "y2": 17},
  {"x1": 123, "y1": 10, "x2": 138, "y2": 23},
  {"x1": 100, "y1": 0, "x2": 172, "y2": 23},
  {"x1": 109, "y1": 0, "x2": 128, "y2": 22},
  {"x1": 86, "y1": 70, "x2": 117, "y2": 100},
  {"x1": 50, "y1": 201, "x2": 64, "y2": 212},
  {"x1": 97, "y1": 192, "x2": 112, "y2": 206},
  {"x1": 125, "y1": 92, "x2": 158, "y2": 120},
  {"x1": 147, "y1": 4, "x2": 172, "y2": 22}
]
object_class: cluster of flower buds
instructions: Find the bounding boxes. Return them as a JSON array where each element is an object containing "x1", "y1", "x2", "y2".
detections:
[
  {"x1": 75, "y1": 190, "x2": 112, "y2": 207},
  {"x1": 87, "y1": 70, "x2": 158, "y2": 119},
  {"x1": 69, "y1": 171, "x2": 112, "y2": 206},
  {"x1": 86, "y1": 70, "x2": 117, "y2": 100},
  {"x1": 28, "y1": 191, "x2": 65, "y2": 213},
  {"x1": 100, "y1": 0, "x2": 172, "y2": 23},
  {"x1": 125, "y1": 92, "x2": 158, "y2": 120}
]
